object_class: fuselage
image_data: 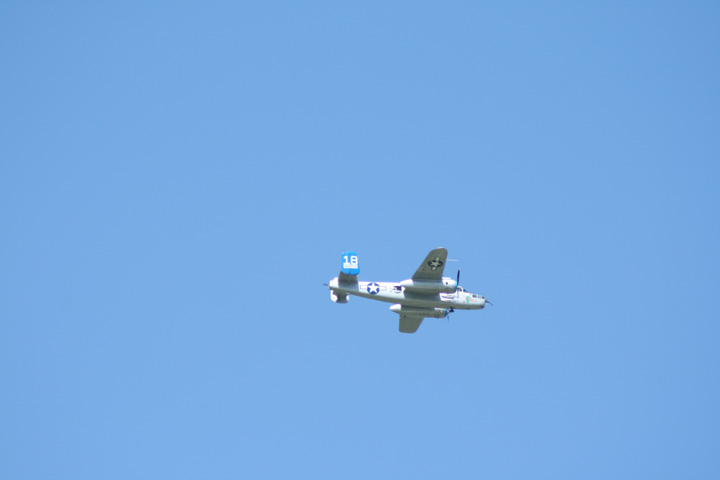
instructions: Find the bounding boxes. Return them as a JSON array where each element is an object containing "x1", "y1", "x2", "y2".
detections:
[{"x1": 328, "y1": 278, "x2": 486, "y2": 310}]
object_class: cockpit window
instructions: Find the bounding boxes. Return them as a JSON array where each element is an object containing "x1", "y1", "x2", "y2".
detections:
[{"x1": 472, "y1": 294, "x2": 478, "y2": 298}]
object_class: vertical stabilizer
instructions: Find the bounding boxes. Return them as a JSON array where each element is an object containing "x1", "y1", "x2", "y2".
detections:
[{"x1": 339, "y1": 251, "x2": 359, "y2": 284}]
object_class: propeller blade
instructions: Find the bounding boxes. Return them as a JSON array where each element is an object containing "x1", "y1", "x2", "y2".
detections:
[{"x1": 455, "y1": 270, "x2": 460, "y2": 292}]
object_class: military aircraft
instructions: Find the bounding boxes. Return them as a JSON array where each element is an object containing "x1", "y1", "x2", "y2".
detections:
[{"x1": 327, "y1": 247, "x2": 490, "y2": 333}]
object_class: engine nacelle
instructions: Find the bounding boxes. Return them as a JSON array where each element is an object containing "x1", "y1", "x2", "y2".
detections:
[
  {"x1": 330, "y1": 291, "x2": 349, "y2": 304},
  {"x1": 389, "y1": 304, "x2": 449, "y2": 318},
  {"x1": 399, "y1": 277, "x2": 456, "y2": 294}
]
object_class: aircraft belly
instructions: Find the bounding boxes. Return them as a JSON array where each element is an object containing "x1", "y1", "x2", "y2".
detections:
[
  {"x1": 397, "y1": 296, "x2": 446, "y2": 308},
  {"x1": 331, "y1": 285, "x2": 451, "y2": 308},
  {"x1": 350, "y1": 290, "x2": 400, "y2": 304}
]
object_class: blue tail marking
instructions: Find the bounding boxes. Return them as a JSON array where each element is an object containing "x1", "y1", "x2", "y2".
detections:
[{"x1": 341, "y1": 251, "x2": 360, "y2": 275}]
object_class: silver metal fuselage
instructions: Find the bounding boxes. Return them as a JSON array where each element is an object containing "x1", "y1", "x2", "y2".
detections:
[{"x1": 328, "y1": 278, "x2": 486, "y2": 310}]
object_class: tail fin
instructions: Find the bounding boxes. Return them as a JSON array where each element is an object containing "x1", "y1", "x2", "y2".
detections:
[{"x1": 339, "y1": 251, "x2": 359, "y2": 284}]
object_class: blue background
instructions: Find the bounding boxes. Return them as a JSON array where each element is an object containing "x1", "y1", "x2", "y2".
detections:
[{"x1": 2, "y1": 2, "x2": 719, "y2": 478}]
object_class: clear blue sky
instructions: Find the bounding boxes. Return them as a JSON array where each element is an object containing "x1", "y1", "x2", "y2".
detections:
[{"x1": 2, "y1": 2, "x2": 719, "y2": 479}]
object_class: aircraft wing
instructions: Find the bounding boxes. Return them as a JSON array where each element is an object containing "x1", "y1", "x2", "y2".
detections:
[
  {"x1": 411, "y1": 247, "x2": 448, "y2": 281},
  {"x1": 399, "y1": 315, "x2": 424, "y2": 334}
]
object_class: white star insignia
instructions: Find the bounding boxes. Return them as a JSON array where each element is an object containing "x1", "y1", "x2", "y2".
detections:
[{"x1": 428, "y1": 257, "x2": 444, "y2": 270}]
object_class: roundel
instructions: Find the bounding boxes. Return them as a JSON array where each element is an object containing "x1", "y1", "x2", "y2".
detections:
[
  {"x1": 367, "y1": 282, "x2": 380, "y2": 295},
  {"x1": 427, "y1": 257, "x2": 444, "y2": 271}
]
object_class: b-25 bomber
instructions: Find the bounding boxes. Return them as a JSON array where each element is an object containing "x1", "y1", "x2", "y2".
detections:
[{"x1": 327, "y1": 247, "x2": 490, "y2": 333}]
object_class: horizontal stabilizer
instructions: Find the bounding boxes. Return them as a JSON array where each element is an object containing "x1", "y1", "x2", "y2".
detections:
[{"x1": 331, "y1": 291, "x2": 349, "y2": 303}]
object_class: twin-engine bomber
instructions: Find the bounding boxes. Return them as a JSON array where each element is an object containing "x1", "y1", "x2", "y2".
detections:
[{"x1": 327, "y1": 247, "x2": 490, "y2": 333}]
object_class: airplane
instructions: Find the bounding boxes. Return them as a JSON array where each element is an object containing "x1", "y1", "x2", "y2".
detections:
[{"x1": 327, "y1": 247, "x2": 490, "y2": 333}]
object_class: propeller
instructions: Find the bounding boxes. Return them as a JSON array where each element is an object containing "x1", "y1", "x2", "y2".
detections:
[{"x1": 454, "y1": 268, "x2": 493, "y2": 306}]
